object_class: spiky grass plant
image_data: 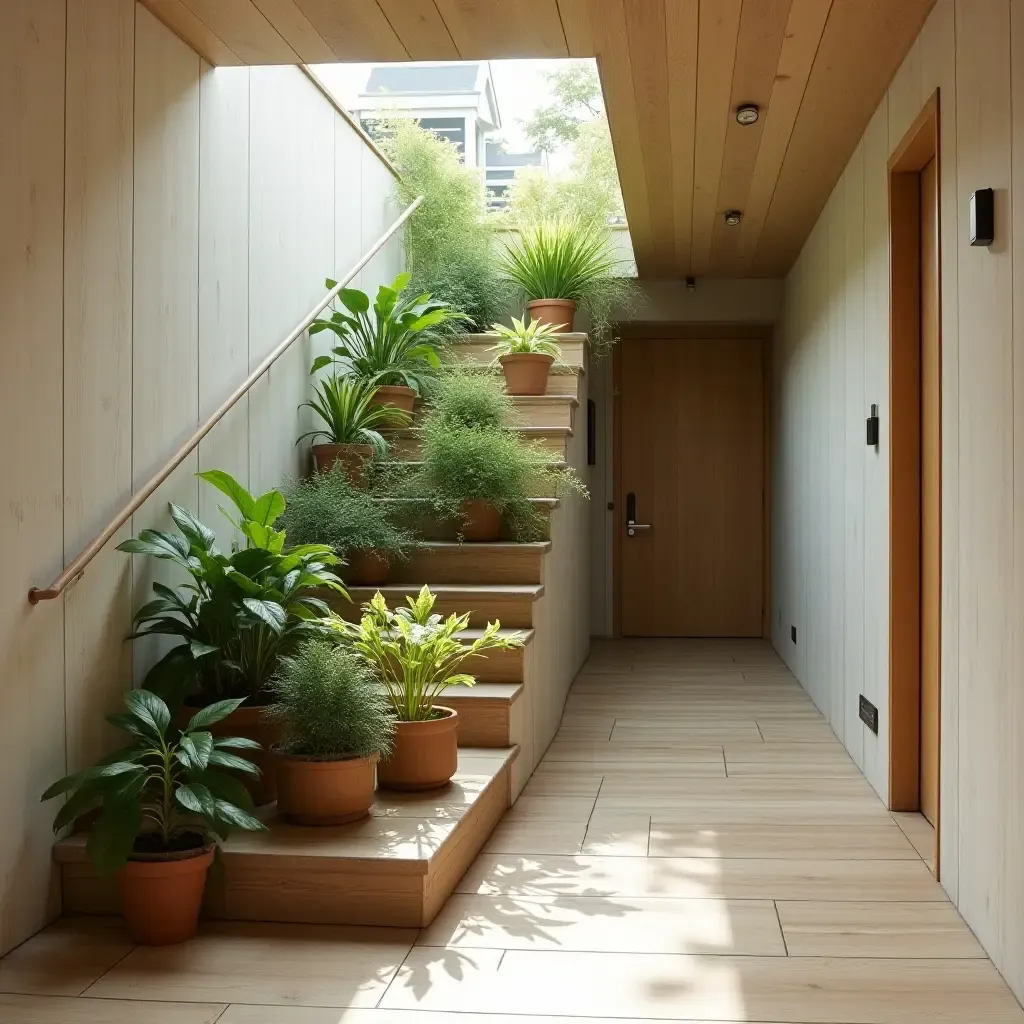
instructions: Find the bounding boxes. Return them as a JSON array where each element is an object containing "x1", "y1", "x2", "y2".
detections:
[
  {"x1": 298, "y1": 374, "x2": 406, "y2": 452},
  {"x1": 280, "y1": 466, "x2": 417, "y2": 565},
  {"x1": 486, "y1": 317, "x2": 564, "y2": 359},
  {"x1": 266, "y1": 641, "x2": 395, "y2": 760}
]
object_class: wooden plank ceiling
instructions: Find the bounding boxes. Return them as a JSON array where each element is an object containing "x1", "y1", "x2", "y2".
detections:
[{"x1": 144, "y1": 0, "x2": 935, "y2": 278}]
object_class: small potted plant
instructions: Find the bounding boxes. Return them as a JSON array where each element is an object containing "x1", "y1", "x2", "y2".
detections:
[
  {"x1": 42, "y1": 691, "x2": 265, "y2": 945},
  {"x1": 499, "y1": 218, "x2": 620, "y2": 330},
  {"x1": 118, "y1": 470, "x2": 346, "y2": 805},
  {"x1": 486, "y1": 316, "x2": 564, "y2": 395},
  {"x1": 346, "y1": 587, "x2": 523, "y2": 790},
  {"x1": 281, "y1": 465, "x2": 418, "y2": 586},
  {"x1": 266, "y1": 641, "x2": 395, "y2": 825},
  {"x1": 298, "y1": 373, "x2": 405, "y2": 479},
  {"x1": 309, "y1": 272, "x2": 469, "y2": 416}
]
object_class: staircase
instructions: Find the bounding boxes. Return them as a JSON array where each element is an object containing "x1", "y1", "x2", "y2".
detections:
[{"x1": 54, "y1": 333, "x2": 592, "y2": 928}]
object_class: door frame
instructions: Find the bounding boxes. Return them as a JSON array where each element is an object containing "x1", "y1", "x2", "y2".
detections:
[
  {"x1": 612, "y1": 322, "x2": 774, "y2": 638},
  {"x1": 887, "y1": 92, "x2": 941, "y2": 860}
]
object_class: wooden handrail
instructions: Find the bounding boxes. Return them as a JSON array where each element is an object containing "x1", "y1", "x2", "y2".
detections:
[{"x1": 28, "y1": 196, "x2": 423, "y2": 605}]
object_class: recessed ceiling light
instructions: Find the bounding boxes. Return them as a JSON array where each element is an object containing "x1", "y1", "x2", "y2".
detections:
[
  {"x1": 724, "y1": 210, "x2": 743, "y2": 226},
  {"x1": 736, "y1": 104, "x2": 759, "y2": 125}
]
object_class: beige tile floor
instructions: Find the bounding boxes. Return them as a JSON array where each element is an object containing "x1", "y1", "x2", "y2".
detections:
[{"x1": 3, "y1": 639, "x2": 1021, "y2": 1023}]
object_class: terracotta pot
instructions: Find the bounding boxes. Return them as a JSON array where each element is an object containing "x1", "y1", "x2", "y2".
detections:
[
  {"x1": 275, "y1": 752, "x2": 378, "y2": 825},
  {"x1": 344, "y1": 548, "x2": 390, "y2": 586},
  {"x1": 179, "y1": 703, "x2": 278, "y2": 806},
  {"x1": 118, "y1": 844, "x2": 214, "y2": 945},
  {"x1": 527, "y1": 298, "x2": 576, "y2": 331},
  {"x1": 310, "y1": 442, "x2": 374, "y2": 483},
  {"x1": 377, "y1": 708, "x2": 459, "y2": 791},
  {"x1": 369, "y1": 385, "x2": 416, "y2": 419},
  {"x1": 460, "y1": 499, "x2": 502, "y2": 542},
  {"x1": 499, "y1": 352, "x2": 554, "y2": 396}
]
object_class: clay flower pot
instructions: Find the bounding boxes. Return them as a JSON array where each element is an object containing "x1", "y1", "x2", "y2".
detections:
[
  {"x1": 344, "y1": 548, "x2": 390, "y2": 586},
  {"x1": 275, "y1": 753, "x2": 378, "y2": 825},
  {"x1": 369, "y1": 385, "x2": 417, "y2": 419},
  {"x1": 377, "y1": 708, "x2": 459, "y2": 791},
  {"x1": 527, "y1": 298, "x2": 576, "y2": 330},
  {"x1": 499, "y1": 352, "x2": 554, "y2": 396},
  {"x1": 461, "y1": 499, "x2": 502, "y2": 542},
  {"x1": 310, "y1": 442, "x2": 374, "y2": 483},
  {"x1": 179, "y1": 703, "x2": 278, "y2": 806},
  {"x1": 118, "y1": 844, "x2": 214, "y2": 945}
]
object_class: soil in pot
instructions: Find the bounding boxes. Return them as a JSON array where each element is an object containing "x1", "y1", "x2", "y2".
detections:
[
  {"x1": 527, "y1": 298, "x2": 576, "y2": 331},
  {"x1": 369, "y1": 385, "x2": 417, "y2": 419},
  {"x1": 179, "y1": 703, "x2": 278, "y2": 806},
  {"x1": 118, "y1": 837, "x2": 214, "y2": 945},
  {"x1": 311, "y1": 442, "x2": 374, "y2": 483},
  {"x1": 461, "y1": 499, "x2": 502, "y2": 542},
  {"x1": 275, "y1": 753, "x2": 378, "y2": 825},
  {"x1": 344, "y1": 548, "x2": 390, "y2": 586},
  {"x1": 377, "y1": 707, "x2": 459, "y2": 791},
  {"x1": 499, "y1": 352, "x2": 554, "y2": 396}
]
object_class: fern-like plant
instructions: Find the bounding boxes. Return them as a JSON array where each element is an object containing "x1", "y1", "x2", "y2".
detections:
[
  {"x1": 427, "y1": 367, "x2": 515, "y2": 430},
  {"x1": 266, "y1": 641, "x2": 395, "y2": 760}
]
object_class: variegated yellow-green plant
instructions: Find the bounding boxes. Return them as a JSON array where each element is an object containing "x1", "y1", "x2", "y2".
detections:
[{"x1": 344, "y1": 585, "x2": 523, "y2": 721}]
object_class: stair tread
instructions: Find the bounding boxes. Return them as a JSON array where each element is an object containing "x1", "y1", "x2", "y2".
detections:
[
  {"x1": 383, "y1": 424, "x2": 572, "y2": 437},
  {"x1": 376, "y1": 495, "x2": 560, "y2": 508},
  {"x1": 444, "y1": 682, "x2": 524, "y2": 703},
  {"x1": 457, "y1": 626, "x2": 534, "y2": 643},
  {"x1": 410, "y1": 541, "x2": 552, "y2": 552},
  {"x1": 348, "y1": 583, "x2": 543, "y2": 596}
]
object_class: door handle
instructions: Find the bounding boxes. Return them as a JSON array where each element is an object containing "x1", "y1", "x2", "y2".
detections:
[{"x1": 625, "y1": 492, "x2": 651, "y2": 536}]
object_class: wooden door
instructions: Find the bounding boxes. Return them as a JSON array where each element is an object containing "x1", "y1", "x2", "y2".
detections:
[
  {"x1": 919, "y1": 157, "x2": 940, "y2": 826},
  {"x1": 619, "y1": 337, "x2": 764, "y2": 637}
]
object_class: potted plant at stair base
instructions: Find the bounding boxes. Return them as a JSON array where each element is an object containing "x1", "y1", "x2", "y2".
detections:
[
  {"x1": 309, "y1": 272, "x2": 469, "y2": 418},
  {"x1": 298, "y1": 373, "x2": 405, "y2": 480},
  {"x1": 266, "y1": 640, "x2": 395, "y2": 825},
  {"x1": 346, "y1": 586, "x2": 523, "y2": 791},
  {"x1": 281, "y1": 465, "x2": 418, "y2": 587},
  {"x1": 486, "y1": 316, "x2": 564, "y2": 396},
  {"x1": 118, "y1": 470, "x2": 346, "y2": 806},
  {"x1": 42, "y1": 691, "x2": 265, "y2": 945}
]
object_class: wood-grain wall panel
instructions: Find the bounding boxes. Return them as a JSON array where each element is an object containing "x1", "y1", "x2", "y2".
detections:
[
  {"x1": 376, "y1": 0, "x2": 459, "y2": 60},
  {"x1": 291, "y1": 0, "x2": 407, "y2": 59},
  {"x1": 0, "y1": 0, "x2": 68, "y2": 959},
  {"x1": 558, "y1": 0, "x2": 594, "y2": 57},
  {"x1": 143, "y1": 0, "x2": 244, "y2": 64},
  {"x1": 776, "y1": 0, "x2": 1024, "y2": 1003},
  {"x1": 178, "y1": 0, "x2": 299, "y2": 63},
  {"x1": 431, "y1": 0, "x2": 568, "y2": 59},
  {"x1": 665, "y1": 0, "x2": 698, "y2": 276},
  {"x1": 250, "y1": 0, "x2": 334, "y2": 61},
  {"x1": 62, "y1": 0, "x2": 136, "y2": 774},
  {"x1": 197, "y1": 63, "x2": 251, "y2": 546}
]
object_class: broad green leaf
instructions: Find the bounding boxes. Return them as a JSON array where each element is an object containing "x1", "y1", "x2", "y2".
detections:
[
  {"x1": 213, "y1": 798, "x2": 266, "y2": 832},
  {"x1": 176, "y1": 782, "x2": 217, "y2": 817},
  {"x1": 242, "y1": 598, "x2": 286, "y2": 633},
  {"x1": 86, "y1": 794, "x2": 143, "y2": 876},
  {"x1": 124, "y1": 690, "x2": 171, "y2": 738},
  {"x1": 185, "y1": 697, "x2": 246, "y2": 732},
  {"x1": 213, "y1": 735, "x2": 262, "y2": 751},
  {"x1": 250, "y1": 489, "x2": 286, "y2": 528},
  {"x1": 391, "y1": 271, "x2": 412, "y2": 293},
  {"x1": 190, "y1": 640, "x2": 220, "y2": 660},
  {"x1": 168, "y1": 503, "x2": 217, "y2": 549},
  {"x1": 116, "y1": 531, "x2": 190, "y2": 562},
  {"x1": 178, "y1": 731, "x2": 214, "y2": 771},
  {"x1": 339, "y1": 287, "x2": 370, "y2": 314},
  {"x1": 208, "y1": 750, "x2": 260, "y2": 775},
  {"x1": 324, "y1": 277, "x2": 338, "y2": 289},
  {"x1": 52, "y1": 784, "x2": 102, "y2": 833},
  {"x1": 197, "y1": 470, "x2": 256, "y2": 521},
  {"x1": 310, "y1": 354, "x2": 333, "y2": 374},
  {"x1": 196, "y1": 769, "x2": 256, "y2": 812}
]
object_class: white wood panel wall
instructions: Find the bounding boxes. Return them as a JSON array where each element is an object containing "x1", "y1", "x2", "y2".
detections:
[
  {"x1": 0, "y1": 1, "x2": 402, "y2": 957},
  {"x1": 773, "y1": 0, "x2": 1024, "y2": 1000}
]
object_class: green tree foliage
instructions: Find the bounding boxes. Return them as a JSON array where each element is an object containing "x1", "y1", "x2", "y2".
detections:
[{"x1": 380, "y1": 118, "x2": 511, "y2": 331}]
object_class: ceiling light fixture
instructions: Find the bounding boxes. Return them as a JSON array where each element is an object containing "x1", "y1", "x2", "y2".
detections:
[
  {"x1": 724, "y1": 210, "x2": 743, "y2": 227},
  {"x1": 736, "y1": 104, "x2": 760, "y2": 125}
]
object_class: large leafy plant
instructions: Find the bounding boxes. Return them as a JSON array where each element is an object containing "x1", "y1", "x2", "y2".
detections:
[
  {"x1": 266, "y1": 641, "x2": 395, "y2": 760},
  {"x1": 118, "y1": 471, "x2": 346, "y2": 706},
  {"x1": 309, "y1": 272, "x2": 468, "y2": 396},
  {"x1": 346, "y1": 586, "x2": 523, "y2": 722},
  {"x1": 41, "y1": 691, "x2": 265, "y2": 875},
  {"x1": 298, "y1": 374, "x2": 407, "y2": 451}
]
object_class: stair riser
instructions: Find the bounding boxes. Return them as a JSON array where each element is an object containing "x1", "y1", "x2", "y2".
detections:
[
  {"x1": 337, "y1": 591, "x2": 537, "y2": 629},
  {"x1": 388, "y1": 506, "x2": 554, "y2": 543},
  {"x1": 445, "y1": 697, "x2": 513, "y2": 746},
  {"x1": 399, "y1": 547, "x2": 544, "y2": 585},
  {"x1": 456, "y1": 336, "x2": 586, "y2": 370},
  {"x1": 512, "y1": 401, "x2": 575, "y2": 431},
  {"x1": 385, "y1": 432, "x2": 568, "y2": 461}
]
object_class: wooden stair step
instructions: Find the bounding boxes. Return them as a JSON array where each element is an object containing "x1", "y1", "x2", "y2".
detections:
[
  {"x1": 445, "y1": 683, "x2": 524, "y2": 746},
  {"x1": 399, "y1": 541, "x2": 551, "y2": 584},
  {"x1": 54, "y1": 748, "x2": 517, "y2": 929},
  {"x1": 383, "y1": 425, "x2": 571, "y2": 460},
  {"x1": 341, "y1": 583, "x2": 543, "y2": 629},
  {"x1": 509, "y1": 394, "x2": 578, "y2": 431},
  {"x1": 379, "y1": 496, "x2": 560, "y2": 542},
  {"x1": 454, "y1": 332, "x2": 587, "y2": 371}
]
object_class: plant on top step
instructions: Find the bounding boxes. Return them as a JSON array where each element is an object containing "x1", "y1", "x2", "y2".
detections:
[
  {"x1": 280, "y1": 465, "x2": 417, "y2": 587},
  {"x1": 486, "y1": 317, "x2": 564, "y2": 396},
  {"x1": 499, "y1": 217, "x2": 638, "y2": 355},
  {"x1": 298, "y1": 374, "x2": 408, "y2": 479},
  {"x1": 308, "y1": 271, "x2": 470, "y2": 415},
  {"x1": 344, "y1": 585, "x2": 524, "y2": 790},
  {"x1": 41, "y1": 690, "x2": 265, "y2": 945},
  {"x1": 265, "y1": 640, "x2": 396, "y2": 825}
]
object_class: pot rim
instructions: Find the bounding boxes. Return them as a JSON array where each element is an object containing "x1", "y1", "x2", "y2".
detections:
[
  {"x1": 527, "y1": 297, "x2": 578, "y2": 308},
  {"x1": 498, "y1": 351, "x2": 555, "y2": 364},
  {"x1": 373, "y1": 384, "x2": 416, "y2": 395},
  {"x1": 274, "y1": 749, "x2": 381, "y2": 766},
  {"x1": 126, "y1": 842, "x2": 216, "y2": 865},
  {"x1": 311, "y1": 441, "x2": 375, "y2": 452},
  {"x1": 394, "y1": 705, "x2": 458, "y2": 727}
]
